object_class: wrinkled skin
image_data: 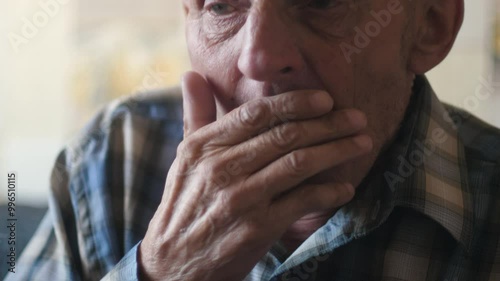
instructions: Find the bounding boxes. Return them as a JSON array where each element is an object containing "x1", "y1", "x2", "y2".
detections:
[{"x1": 138, "y1": 0, "x2": 463, "y2": 280}]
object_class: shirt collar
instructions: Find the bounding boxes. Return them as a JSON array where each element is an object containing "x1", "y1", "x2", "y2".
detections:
[{"x1": 383, "y1": 75, "x2": 474, "y2": 251}]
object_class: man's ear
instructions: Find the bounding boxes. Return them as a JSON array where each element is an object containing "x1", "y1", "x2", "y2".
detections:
[{"x1": 408, "y1": 0, "x2": 464, "y2": 74}]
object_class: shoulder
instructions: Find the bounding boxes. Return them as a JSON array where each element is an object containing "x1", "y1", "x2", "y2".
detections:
[
  {"x1": 444, "y1": 104, "x2": 500, "y2": 218},
  {"x1": 444, "y1": 105, "x2": 500, "y2": 265},
  {"x1": 444, "y1": 104, "x2": 500, "y2": 165},
  {"x1": 44, "y1": 88, "x2": 184, "y2": 273},
  {"x1": 62, "y1": 87, "x2": 184, "y2": 175},
  {"x1": 54, "y1": 86, "x2": 184, "y2": 221}
]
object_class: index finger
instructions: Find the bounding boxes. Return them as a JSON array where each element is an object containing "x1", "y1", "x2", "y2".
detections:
[
  {"x1": 182, "y1": 71, "x2": 217, "y2": 138},
  {"x1": 197, "y1": 90, "x2": 334, "y2": 145}
]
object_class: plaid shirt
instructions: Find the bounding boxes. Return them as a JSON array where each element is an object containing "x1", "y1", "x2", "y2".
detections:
[{"x1": 6, "y1": 76, "x2": 500, "y2": 281}]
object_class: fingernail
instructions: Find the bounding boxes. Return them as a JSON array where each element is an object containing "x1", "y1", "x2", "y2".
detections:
[
  {"x1": 353, "y1": 135, "x2": 373, "y2": 152},
  {"x1": 310, "y1": 91, "x2": 333, "y2": 111},
  {"x1": 345, "y1": 183, "x2": 355, "y2": 195}
]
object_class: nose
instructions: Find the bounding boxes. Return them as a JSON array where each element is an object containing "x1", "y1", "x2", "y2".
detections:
[{"x1": 237, "y1": 3, "x2": 305, "y2": 82}]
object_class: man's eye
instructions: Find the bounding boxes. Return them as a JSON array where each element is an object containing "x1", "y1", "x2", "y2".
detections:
[
  {"x1": 208, "y1": 3, "x2": 236, "y2": 15},
  {"x1": 307, "y1": 0, "x2": 336, "y2": 9}
]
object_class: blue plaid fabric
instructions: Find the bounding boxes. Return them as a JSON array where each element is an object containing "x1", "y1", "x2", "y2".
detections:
[{"x1": 5, "y1": 76, "x2": 500, "y2": 281}]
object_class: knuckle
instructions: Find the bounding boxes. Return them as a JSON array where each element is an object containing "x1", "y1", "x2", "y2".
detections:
[
  {"x1": 178, "y1": 137, "x2": 202, "y2": 160},
  {"x1": 269, "y1": 123, "x2": 301, "y2": 148},
  {"x1": 271, "y1": 94, "x2": 295, "y2": 120},
  {"x1": 240, "y1": 222, "x2": 260, "y2": 241},
  {"x1": 176, "y1": 139, "x2": 201, "y2": 164},
  {"x1": 215, "y1": 189, "x2": 241, "y2": 216},
  {"x1": 284, "y1": 150, "x2": 309, "y2": 176},
  {"x1": 239, "y1": 99, "x2": 268, "y2": 127},
  {"x1": 210, "y1": 193, "x2": 233, "y2": 226},
  {"x1": 206, "y1": 162, "x2": 232, "y2": 189}
]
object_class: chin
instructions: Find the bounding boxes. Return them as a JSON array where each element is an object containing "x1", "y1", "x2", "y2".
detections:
[{"x1": 304, "y1": 153, "x2": 378, "y2": 190}]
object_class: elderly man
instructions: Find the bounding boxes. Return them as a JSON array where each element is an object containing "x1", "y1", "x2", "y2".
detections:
[{"x1": 7, "y1": 0, "x2": 500, "y2": 280}]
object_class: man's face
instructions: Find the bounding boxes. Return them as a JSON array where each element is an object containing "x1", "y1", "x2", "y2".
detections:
[{"x1": 183, "y1": 0, "x2": 416, "y2": 187}]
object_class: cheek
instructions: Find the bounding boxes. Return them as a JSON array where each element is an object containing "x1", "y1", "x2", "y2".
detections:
[
  {"x1": 350, "y1": 27, "x2": 407, "y2": 109},
  {"x1": 351, "y1": 10, "x2": 408, "y2": 75},
  {"x1": 187, "y1": 24, "x2": 242, "y2": 112},
  {"x1": 296, "y1": 32, "x2": 358, "y2": 110}
]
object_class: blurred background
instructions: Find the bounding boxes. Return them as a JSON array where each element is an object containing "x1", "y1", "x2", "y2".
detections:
[{"x1": 1, "y1": 0, "x2": 500, "y2": 208}]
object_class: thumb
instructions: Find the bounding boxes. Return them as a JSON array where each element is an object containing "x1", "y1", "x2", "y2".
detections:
[{"x1": 182, "y1": 71, "x2": 216, "y2": 138}]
